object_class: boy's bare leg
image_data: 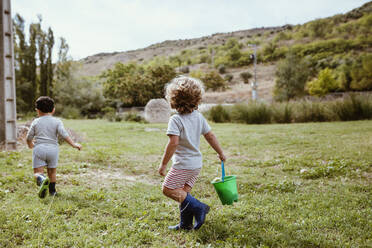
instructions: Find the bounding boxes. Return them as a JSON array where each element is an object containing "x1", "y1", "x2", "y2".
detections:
[
  {"x1": 183, "y1": 185, "x2": 192, "y2": 193},
  {"x1": 162, "y1": 186, "x2": 187, "y2": 203},
  {"x1": 47, "y1": 168, "x2": 56, "y2": 183},
  {"x1": 33, "y1": 167, "x2": 44, "y2": 180}
]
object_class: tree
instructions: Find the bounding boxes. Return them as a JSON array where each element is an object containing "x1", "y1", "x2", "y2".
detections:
[
  {"x1": 36, "y1": 17, "x2": 48, "y2": 96},
  {"x1": 46, "y1": 27, "x2": 54, "y2": 97},
  {"x1": 27, "y1": 23, "x2": 38, "y2": 106},
  {"x1": 274, "y1": 52, "x2": 310, "y2": 101},
  {"x1": 102, "y1": 63, "x2": 176, "y2": 106}
]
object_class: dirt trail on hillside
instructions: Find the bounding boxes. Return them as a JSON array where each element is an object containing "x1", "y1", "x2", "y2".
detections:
[{"x1": 203, "y1": 64, "x2": 276, "y2": 103}]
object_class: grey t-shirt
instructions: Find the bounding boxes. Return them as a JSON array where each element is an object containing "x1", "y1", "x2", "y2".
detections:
[
  {"x1": 166, "y1": 110, "x2": 211, "y2": 170},
  {"x1": 26, "y1": 116, "x2": 69, "y2": 146}
]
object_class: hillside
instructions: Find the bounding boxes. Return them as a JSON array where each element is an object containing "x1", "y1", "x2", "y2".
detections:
[{"x1": 78, "y1": 1, "x2": 372, "y2": 103}]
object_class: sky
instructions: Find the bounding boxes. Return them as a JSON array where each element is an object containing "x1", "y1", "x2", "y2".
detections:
[{"x1": 12, "y1": 0, "x2": 371, "y2": 60}]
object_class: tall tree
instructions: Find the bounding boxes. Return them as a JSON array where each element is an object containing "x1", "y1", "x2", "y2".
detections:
[
  {"x1": 46, "y1": 27, "x2": 54, "y2": 97},
  {"x1": 13, "y1": 14, "x2": 29, "y2": 111},
  {"x1": 27, "y1": 23, "x2": 38, "y2": 106},
  {"x1": 36, "y1": 16, "x2": 48, "y2": 96}
]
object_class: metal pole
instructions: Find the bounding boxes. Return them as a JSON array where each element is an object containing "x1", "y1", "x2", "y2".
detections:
[
  {"x1": 0, "y1": 0, "x2": 17, "y2": 150},
  {"x1": 248, "y1": 44, "x2": 258, "y2": 101}
]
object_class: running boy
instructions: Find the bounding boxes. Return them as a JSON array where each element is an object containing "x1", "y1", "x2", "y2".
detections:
[
  {"x1": 26, "y1": 96, "x2": 82, "y2": 198},
  {"x1": 158, "y1": 76, "x2": 226, "y2": 230}
]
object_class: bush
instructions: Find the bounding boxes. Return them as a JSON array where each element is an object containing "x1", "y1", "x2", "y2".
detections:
[
  {"x1": 208, "y1": 105, "x2": 231, "y2": 123},
  {"x1": 293, "y1": 101, "x2": 330, "y2": 122},
  {"x1": 262, "y1": 42, "x2": 278, "y2": 61},
  {"x1": 307, "y1": 19, "x2": 331, "y2": 38},
  {"x1": 200, "y1": 71, "x2": 227, "y2": 91},
  {"x1": 240, "y1": 71, "x2": 252, "y2": 84},
  {"x1": 272, "y1": 103, "x2": 293, "y2": 123},
  {"x1": 102, "y1": 106, "x2": 116, "y2": 122},
  {"x1": 231, "y1": 103, "x2": 272, "y2": 124},
  {"x1": 60, "y1": 106, "x2": 81, "y2": 119},
  {"x1": 218, "y1": 65, "x2": 226, "y2": 74},
  {"x1": 224, "y1": 74, "x2": 233, "y2": 82},
  {"x1": 204, "y1": 94, "x2": 372, "y2": 125},
  {"x1": 332, "y1": 94, "x2": 372, "y2": 121},
  {"x1": 179, "y1": 66, "x2": 189, "y2": 73},
  {"x1": 124, "y1": 111, "x2": 146, "y2": 122},
  {"x1": 307, "y1": 68, "x2": 339, "y2": 96}
]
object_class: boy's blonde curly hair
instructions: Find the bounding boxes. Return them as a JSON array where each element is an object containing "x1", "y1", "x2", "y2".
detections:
[{"x1": 165, "y1": 76, "x2": 205, "y2": 114}]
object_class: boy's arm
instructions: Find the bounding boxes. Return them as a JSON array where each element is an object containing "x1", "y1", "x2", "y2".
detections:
[
  {"x1": 203, "y1": 131, "x2": 226, "y2": 161},
  {"x1": 158, "y1": 135, "x2": 179, "y2": 176},
  {"x1": 26, "y1": 139, "x2": 34, "y2": 149},
  {"x1": 64, "y1": 136, "x2": 82, "y2": 150},
  {"x1": 26, "y1": 121, "x2": 35, "y2": 149},
  {"x1": 57, "y1": 120, "x2": 81, "y2": 150}
]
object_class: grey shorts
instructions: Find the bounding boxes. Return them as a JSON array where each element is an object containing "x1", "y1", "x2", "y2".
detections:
[{"x1": 32, "y1": 144, "x2": 59, "y2": 169}]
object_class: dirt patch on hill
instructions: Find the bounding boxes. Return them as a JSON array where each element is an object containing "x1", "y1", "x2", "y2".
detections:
[{"x1": 203, "y1": 63, "x2": 276, "y2": 103}]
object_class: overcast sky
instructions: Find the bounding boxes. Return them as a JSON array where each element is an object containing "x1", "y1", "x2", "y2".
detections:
[{"x1": 12, "y1": 0, "x2": 370, "y2": 60}]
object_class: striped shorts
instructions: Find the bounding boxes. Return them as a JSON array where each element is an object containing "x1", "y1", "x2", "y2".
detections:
[{"x1": 163, "y1": 167, "x2": 201, "y2": 190}]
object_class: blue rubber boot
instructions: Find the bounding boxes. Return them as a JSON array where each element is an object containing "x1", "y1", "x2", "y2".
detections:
[
  {"x1": 187, "y1": 194, "x2": 210, "y2": 230},
  {"x1": 168, "y1": 195, "x2": 193, "y2": 230}
]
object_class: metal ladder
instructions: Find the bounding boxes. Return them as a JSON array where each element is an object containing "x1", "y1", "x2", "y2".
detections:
[{"x1": 0, "y1": 0, "x2": 17, "y2": 150}]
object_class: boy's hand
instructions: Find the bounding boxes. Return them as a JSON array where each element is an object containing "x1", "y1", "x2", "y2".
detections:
[
  {"x1": 74, "y1": 143, "x2": 82, "y2": 151},
  {"x1": 218, "y1": 153, "x2": 226, "y2": 162},
  {"x1": 158, "y1": 164, "x2": 167, "y2": 176}
]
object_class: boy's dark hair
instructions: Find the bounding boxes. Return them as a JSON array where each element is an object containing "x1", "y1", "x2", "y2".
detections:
[{"x1": 36, "y1": 96, "x2": 54, "y2": 113}]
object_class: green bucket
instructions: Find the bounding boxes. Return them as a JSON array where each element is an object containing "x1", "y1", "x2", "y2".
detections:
[{"x1": 211, "y1": 175, "x2": 238, "y2": 205}]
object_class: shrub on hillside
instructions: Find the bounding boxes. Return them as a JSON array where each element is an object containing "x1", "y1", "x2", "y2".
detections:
[
  {"x1": 218, "y1": 64, "x2": 226, "y2": 74},
  {"x1": 262, "y1": 42, "x2": 278, "y2": 61},
  {"x1": 189, "y1": 70, "x2": 203, "y2": 79},
  {"x1": 307, "y1": 68, "x2": 339, "y2": 96},
  {"x1": 350, "y1": 54, "x2": 372, "y2": 91},
  {"x1": 224, "y1": 74, "x2": 233, "y2": 82},
  {"x1": 240, "y1": 71, "x2": 252, "y2": 84},
  {"x1": 179, "y1": 66, "x2": 189, "y2": 73},
  {"x1": 307, "y1": 19, "x2": 331, "y2": 38},
  {"x1": 200, "y1": 71, "x2": 227, "y2": 91}
]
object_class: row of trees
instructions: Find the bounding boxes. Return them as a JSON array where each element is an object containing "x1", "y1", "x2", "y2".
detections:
[{"x1": 13, "y1": 14, "x2": 60, "y2": 112}]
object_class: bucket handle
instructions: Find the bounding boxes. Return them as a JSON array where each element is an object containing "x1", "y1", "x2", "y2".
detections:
[{"x1": 221, "y1": 161, "x2": 225, "y2": 182}]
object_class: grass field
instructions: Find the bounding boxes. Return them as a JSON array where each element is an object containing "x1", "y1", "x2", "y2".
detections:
[{"x1": 1, "y1": 119, "x2": 371, "y2": 247}]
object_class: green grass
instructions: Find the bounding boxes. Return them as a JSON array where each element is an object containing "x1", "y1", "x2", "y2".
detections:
[{"x1": 1, "y1": 119, "x2": 371, "y2": 247}]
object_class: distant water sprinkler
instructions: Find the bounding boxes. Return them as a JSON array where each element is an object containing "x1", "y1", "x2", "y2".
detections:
[{"x1": 248, "y1": 44, "x2": 258, "y2": 101}]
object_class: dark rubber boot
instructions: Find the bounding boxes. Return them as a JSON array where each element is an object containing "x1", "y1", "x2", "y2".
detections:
[
  {"x1": 168, "y1": 194, "x2": 193, "y2": 230},
  {"x1": 187, "y1": 194, "x2": 210, "y2": 230}
]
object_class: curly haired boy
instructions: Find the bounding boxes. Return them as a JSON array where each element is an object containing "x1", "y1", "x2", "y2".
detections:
[{"x1": 158, "y1": 76, "x2": 226, "y2": 230}]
